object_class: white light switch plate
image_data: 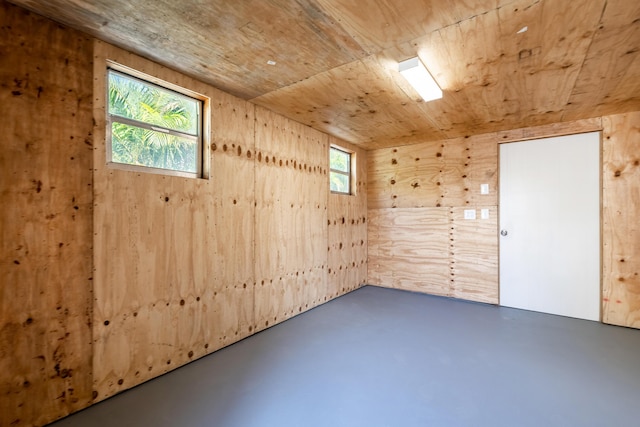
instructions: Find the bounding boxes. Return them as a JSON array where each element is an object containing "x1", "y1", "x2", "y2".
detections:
[
  {"x1": 481, "y1": 209, "x2": 490, "y2": 219},
  {"x1": 464, "y1": 209, "x2": 476, "y2": 220},
  {"x1": 480, "y1": 184, "x2": 489, "y2": 195}
]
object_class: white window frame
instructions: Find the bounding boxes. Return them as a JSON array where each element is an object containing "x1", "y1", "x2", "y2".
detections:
[{"x1": 106, "y1": 63, "x2": 208, "y2": 179}]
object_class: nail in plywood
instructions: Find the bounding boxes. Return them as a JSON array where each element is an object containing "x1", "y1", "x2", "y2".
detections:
[
  {"x1": 368, "y1": 207, "x2": 498, "y2": 304},
  {"x1": 0, "y1": 3, "x2": 94, "y2": 426},
  {"x1": 253, "y1": 107, "x2": 329, "y2": 331},
  {"x1": 368, "y1": 208, "x2": 450, "y2": 295},
  {"x1": 367, "y1": 119, "x2": 620, "y2": 306},
  {"x1": 449, "y1": 207, "x2": 498, "y2": 304},
  {"x1": 327, "y1": 138, "x2": 368, "y2": 298},
  {"x1": 92, "y1": 42, "x2": 256, "y2": 400},
  {"x1": 602, "y1": 112, "x2": 640, "y2": 328},
  {"x1": 210, "y1": 93, "x2": 257, "y2": 348},
  {"x1": 367, "y1": 133, "x2": 498, "y2": 210}
]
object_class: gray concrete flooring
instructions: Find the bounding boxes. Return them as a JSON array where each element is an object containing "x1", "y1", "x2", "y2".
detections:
[{"x1": 50, "y1": 286, "x2": 640, "y2": 427}]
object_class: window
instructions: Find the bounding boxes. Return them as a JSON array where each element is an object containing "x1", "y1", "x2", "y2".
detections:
[
  {"x1": 330, "y1": 146, "x2": 353, "y2": 194},
  {"x1": 107, "y1": 68, "x2": 204, "y2": 177}
]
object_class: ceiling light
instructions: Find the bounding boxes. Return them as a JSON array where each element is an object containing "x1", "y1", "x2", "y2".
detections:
[{"x1": 398, "y1": 57, "x2": 442, "y2": 102}]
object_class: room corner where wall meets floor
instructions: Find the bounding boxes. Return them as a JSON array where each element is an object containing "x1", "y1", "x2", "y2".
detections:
[
  {"x1": 366, "y1": 115, "x2": 640, "y2": 326},
  {"x1": 0, "y1": 2, "x2": 367, "y2": 426},
  {"x1": 2, "y1": 1, "x2": 640, "y2": 426},
  {"x1": 49, "y1": 286, "x2": 640, "y2": 427}
]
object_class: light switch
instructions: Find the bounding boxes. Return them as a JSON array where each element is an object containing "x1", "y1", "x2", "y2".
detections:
[
  {"x1": 480, "y1": 184, "x2": 489, "y2": 195},
  {"x1": 481, "y1": 209, "x2": 490, "y2": 219},
  {"x1": 464, "y1": 209, "x2": 476, "y2": 220}
]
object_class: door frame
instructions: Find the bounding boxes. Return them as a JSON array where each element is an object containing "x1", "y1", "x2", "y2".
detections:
[{"x1": 497, "y1": 131, "x2": 603, "y2": 321}]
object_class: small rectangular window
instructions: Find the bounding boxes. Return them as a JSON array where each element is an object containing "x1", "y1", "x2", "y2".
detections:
[
  {"x1": 330, "y1": 146, "x2": 353, "y2": 194},
  {"x1": 107, "y1": 68, "x2": 204, "y2": 177}
]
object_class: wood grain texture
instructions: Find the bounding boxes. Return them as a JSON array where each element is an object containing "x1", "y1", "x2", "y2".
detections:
[
  {"x1": 368, "y1": 208, "x2": 450, "y2": 295},
  {"x1": 2, "y1": 2, "x2": 639, "y2": 424},
  {"x1": 7, "y1": 0, "x2": 640, "y2": 149},
  {"x1": 0, "y1": 3, "x2": 94, "y2": 426},
  {"x1": 368, "y1": 207, "x2": 498, "y2": 303},
  {"x1": 367, "y1": 118, "x2": 616, "y2": 306},
  {"x1": 327, "y1": 138, "x2": 368, "y2": 299},
  {"x1": 566, "y1": 1, "x2": 640, "y2": 121},
  {"x1": 602, "y1": 112, "x2": 640, "y2": 328},
  {"x1": 253, "y1": 107, "x2": 329, "y2": 332},
  {"x1": 313, "y1": 0, "x2": 511, "y2": 54},
  {"x1": 9, "y1": 0, "x2": 366, "y2": 100},
  {"x1": 367, "y1": 129, "x2": 499, "y2": 303},
  {"x1": 92, "y1": 42, "x2": 257, "y2": 401},
  {"x1": 249, "y1": 0, "x2": 639, "y2": 149},
  {"x1": 496, "y1": 117, "x2": 603, "y2": 142},
  {"x1": 90, "y1": 39, "x2": 369, "y2": 419},
  {"x1": 449, "y1": 207, "x2": 498, "y2": 304},
  {"x1": 367, "y1": 133, "x2": 497, "y2": 210}
]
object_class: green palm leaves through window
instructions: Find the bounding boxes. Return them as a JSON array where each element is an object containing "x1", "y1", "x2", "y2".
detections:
[
  {"x1": 107, "y1": 69, "x2": 202, "y2": 175},
  {"x1": 330, "y1": 146, "x2": 351, "y2": 194}
]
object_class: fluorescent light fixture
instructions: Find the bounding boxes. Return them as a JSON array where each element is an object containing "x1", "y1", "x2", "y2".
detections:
[{"x1": 398, "y1": 57, "x2": 442, "y2": 102}]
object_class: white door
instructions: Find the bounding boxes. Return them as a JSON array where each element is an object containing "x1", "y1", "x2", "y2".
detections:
[{"x1": 499, "y1": 132, "x2": 600, "y2": 321}]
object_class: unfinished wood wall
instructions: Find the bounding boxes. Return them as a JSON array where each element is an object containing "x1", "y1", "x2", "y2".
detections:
[
  {"x1": 0, "y1": 3, "x2": 94, "y2": 426},
  {"x1": 368, "y1": 134, "x2": 499, "y2": 304},
  {"x1": 327, "y1": 139, "x2": 368, "y2": 298},
  {"x1": 2, "y1": 6, "x2": 367, "y2": 425},
  {"x1": 92, "y1": 43, "x2": 367, "y2": 403},
  {"x1": 368, "y1": 115, "x2": 640, "y2": 329},
  {"x1": 602, "y1": 112, "x2": 640, "y2": 328},
  {"x1": 91, "y1": 41, "x2": 258, "y2": 401},
  {"x1": 253, "y1": 107, "x2": 329, "y2": 331}
]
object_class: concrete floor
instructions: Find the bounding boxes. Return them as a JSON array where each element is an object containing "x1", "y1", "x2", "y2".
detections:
[{"x1": 50, "y1": 286, "x2": 640, "y2": 427}]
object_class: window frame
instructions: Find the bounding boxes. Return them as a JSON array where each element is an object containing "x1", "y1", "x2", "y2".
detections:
[
  {"x1": 106, "y1": 64, "x2": 207, "y2": 179},
  {"x1": 329, "y1": 145, "x2": 355, "y2": 195}
]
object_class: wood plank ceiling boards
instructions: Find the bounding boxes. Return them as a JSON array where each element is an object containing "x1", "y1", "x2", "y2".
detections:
[{"x1": 8, "y1": 0, "x2": 640, "y2": 150}]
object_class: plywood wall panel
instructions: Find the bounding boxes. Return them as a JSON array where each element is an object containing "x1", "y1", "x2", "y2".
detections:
[
  {"x1": 602, "y1": 112, "x2": 640, "y2": 328},
  {"x1": 328, "y1": 138, "x2": 368, "y2": 299},
  {"x1": 92, "y1": 42, "x2": 257, "y2": 400},
  {"x1": 368, "y1": 115, "x2": 640, "y2": 319},
  {"x1": 368, "y1": 208, "x2": 450, "y2": 295},
  {"x1": 3, "y1": 4, "x2": 352, "y2": 425},
  {"x1": 210, "y1": 97, "x2": 257, "y2": 348},
  {"x1": 450, "y1": 207, "x2": 499, "y2": 304},
  {"x1": 254, "y1": 107, "x2": 329, "y2": 332},
  {"x1": 367, "y1": 144, "x2": 446, "y2": 209},
  {"x1": 92, "y1": 166, "x2": 216, "y2": 400},
  {"x1": 441, "y1": 134, "x2": 498, "y2": 208},
  {"x1": 368, "y1": 133, "x2": 497, "y2": 210},
  {"x1": 0, "y1": 3, "x2": 94, "y2": 426},
  {"x1": 368, "y1": 206, "x2": 498, "y2": 303}
]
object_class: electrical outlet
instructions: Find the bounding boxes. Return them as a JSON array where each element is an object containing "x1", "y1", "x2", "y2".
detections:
[{"x1": 464, "y1": 209, "x2": 476, "y2": 220}]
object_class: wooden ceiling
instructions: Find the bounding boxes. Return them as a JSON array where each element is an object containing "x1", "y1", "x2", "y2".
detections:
[{"x1": 9, "y1": 0, "x2": 640, "y2": 149}]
